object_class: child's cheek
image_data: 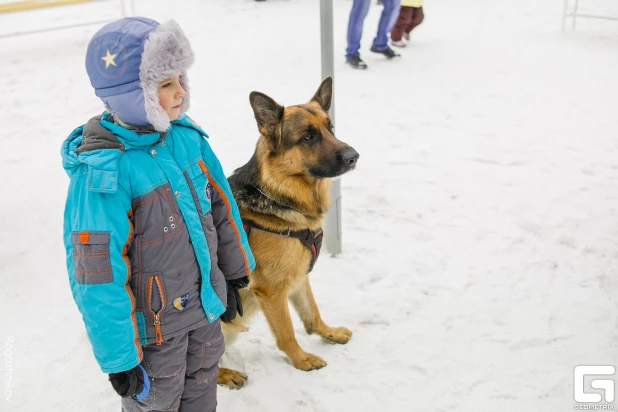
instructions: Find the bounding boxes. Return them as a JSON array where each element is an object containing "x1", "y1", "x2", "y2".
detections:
[{"x1": 159, "y1": 95, "x2": 169, "y2": 111}]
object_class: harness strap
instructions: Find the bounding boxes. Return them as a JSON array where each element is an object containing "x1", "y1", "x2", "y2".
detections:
[{"x1": 242, "y1": 220, "x2": 323, "y2": 272}]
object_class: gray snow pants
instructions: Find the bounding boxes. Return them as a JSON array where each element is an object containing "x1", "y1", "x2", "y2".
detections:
[{"x1": 121, "y1": 320, "x2": 223, "y2": 412}]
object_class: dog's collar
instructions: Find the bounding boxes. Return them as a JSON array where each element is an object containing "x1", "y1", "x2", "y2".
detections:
[{"x1": 242, "y1": 219, "x2": 317, "y2": 239}]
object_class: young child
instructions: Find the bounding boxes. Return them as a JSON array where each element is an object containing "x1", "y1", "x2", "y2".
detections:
[
  {"x1": 61, "y1": 17, "x2": 255, "y2": 411},
  {"x1": 390, "y1": 0, "x2": 424, "y2": 47}
]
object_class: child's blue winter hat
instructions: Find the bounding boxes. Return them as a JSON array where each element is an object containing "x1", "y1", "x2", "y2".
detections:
[{"x1": 85, "y1": 17, "x2": 194, "y2": 131}]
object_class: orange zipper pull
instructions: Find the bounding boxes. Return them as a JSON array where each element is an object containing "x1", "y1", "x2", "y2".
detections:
[{"x1": 154, "y1": 315, "x2": 163, "y2": 346}]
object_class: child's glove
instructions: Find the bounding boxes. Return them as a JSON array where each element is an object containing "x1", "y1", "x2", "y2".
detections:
[
  {"x1": 108, "y1": 364, "x2": 150, "y2": 400},
  {"x1": 221, "y1": 276, "x2": 249, "y2": 322}
]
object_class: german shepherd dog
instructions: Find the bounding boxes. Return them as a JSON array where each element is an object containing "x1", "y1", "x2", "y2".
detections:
[{"x1": 217, "y1": 77, "x2": 360, "y2": 389}]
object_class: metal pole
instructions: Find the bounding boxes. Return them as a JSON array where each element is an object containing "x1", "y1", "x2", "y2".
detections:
[
  {"x1": 320, "y1": 0, "x2": 343, "y2": 256},
  {"x1": 573, "y1": 0, "x2": 579, "y2": 29}
]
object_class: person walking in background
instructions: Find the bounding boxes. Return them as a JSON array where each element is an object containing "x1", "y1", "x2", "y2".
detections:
[
  {"x1": 391, "y1": 0, "x2": 424, "y2": 47},
  {"x1": 346, "y1": 0, "x2": 402, "y2": 70}
]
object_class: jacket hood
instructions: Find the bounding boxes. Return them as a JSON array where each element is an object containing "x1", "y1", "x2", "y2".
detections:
[
  {"x1": 61, "y1": 126, "x2": 125, "y2": 180},
  {"x1": 61, "y1": 126, "x2": 85, "y2": 178},
  {"x1": 61, "y1": 113, "x2": 205, "y2": 178},
  {"x1": 61, "y1": 113, "x2": 159, "y2": 178}
]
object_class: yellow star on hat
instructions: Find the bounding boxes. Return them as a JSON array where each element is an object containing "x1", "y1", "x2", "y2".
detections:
[{"x1": 101, "y1": 49, "x2": 118, "y2": 69}]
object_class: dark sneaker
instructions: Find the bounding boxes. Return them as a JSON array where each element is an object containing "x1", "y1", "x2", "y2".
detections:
[
  {"x1": 370, "y1": 46, "x2": 400, "y2": 59},
  {"x1": 346, "y1": 56, "x2": 368, "y2": 70}
]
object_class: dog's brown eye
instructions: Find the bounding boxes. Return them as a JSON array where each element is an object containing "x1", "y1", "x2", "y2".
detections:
[{"x1": 303, "y1": 134, "x2": 313, "y2": 141}]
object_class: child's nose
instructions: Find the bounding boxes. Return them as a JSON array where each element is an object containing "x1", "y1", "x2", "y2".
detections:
[{"x1": 176, "y1": 87, "x2": 186, "y2": 99}]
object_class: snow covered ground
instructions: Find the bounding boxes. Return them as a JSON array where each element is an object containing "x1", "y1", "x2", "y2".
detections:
[{"x1": 1, "y1": 0, "x2": 618, "y2": 410}]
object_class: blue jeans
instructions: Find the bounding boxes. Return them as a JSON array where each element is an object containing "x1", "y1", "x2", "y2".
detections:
[{"x1": 346, "y1": 0, "x2": 401, "y2": 59}]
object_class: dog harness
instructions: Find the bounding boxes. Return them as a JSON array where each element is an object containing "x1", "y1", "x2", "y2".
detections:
[{"x1": 242, "y1": 220, "x2": 324, "y2": 273}]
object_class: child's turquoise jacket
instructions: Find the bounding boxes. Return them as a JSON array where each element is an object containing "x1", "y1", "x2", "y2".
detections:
[{"x1": 61, "y1": 112, "x2": 255, "y2": 373}]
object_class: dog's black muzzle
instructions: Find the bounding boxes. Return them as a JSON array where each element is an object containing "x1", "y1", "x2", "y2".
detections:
[
  {"x1": 310, "y1": 146, "x2": 360, "y2": 178},
  {"x1": 338, "y1": 147, "x2": 360, "y2": 170}
]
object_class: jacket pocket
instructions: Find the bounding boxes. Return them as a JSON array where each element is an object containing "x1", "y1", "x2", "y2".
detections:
[
  {"x1": 132, "y1": 184, "x2": 183, "y2": 244},
  {"x1": 185, "y1": 159, "x2": 212, "y2": 215},
  {"x1": 71, "y1": 231, "x2": 113, "y2": 284},
  {"x1": 147, "y1": 274, "x2": 166, "y2": 345}
]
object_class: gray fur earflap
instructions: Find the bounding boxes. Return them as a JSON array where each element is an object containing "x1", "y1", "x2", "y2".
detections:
[{"x1": 140, "y1": 20, "x2": 194, "y2": 132}]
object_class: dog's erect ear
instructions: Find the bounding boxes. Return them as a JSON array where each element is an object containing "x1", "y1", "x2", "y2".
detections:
[
  {"x1": 249, "y1": 91, "x2": 284, "y2": 152},
  {"x1": 310, "y1": 77, "x2": 332, "y2": 112}
]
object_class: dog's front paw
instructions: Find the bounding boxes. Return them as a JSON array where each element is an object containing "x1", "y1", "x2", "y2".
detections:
[
  {"x1": 217, "y1": 367, "x2": 248, "y2": 389},
  {"x1": 322, "y1": 326, "x2": 352, "y2": 344},
  {"x1": 292, "y1": 352, "x2": 327, "y2": 371}
]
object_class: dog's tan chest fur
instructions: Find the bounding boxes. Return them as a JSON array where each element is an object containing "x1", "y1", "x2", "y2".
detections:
[{"x1": 248, "y1": 230, "x2": 314, "y2": 292}]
